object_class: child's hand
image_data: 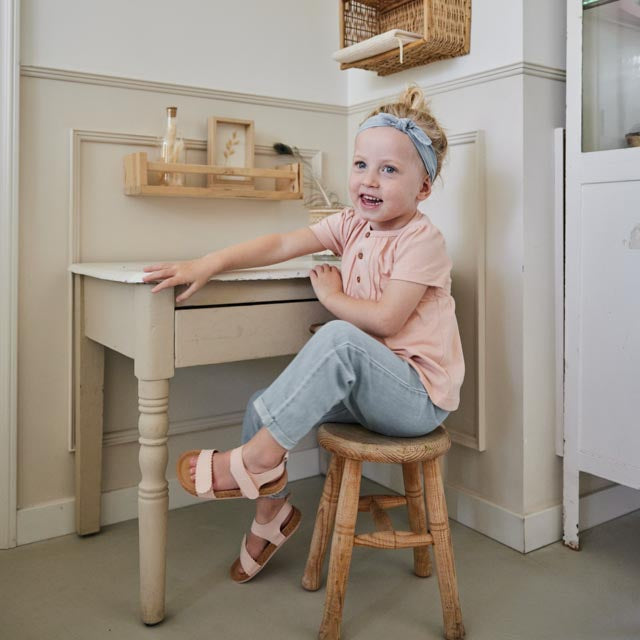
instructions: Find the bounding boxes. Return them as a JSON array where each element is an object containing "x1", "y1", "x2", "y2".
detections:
[
  {"x1": 310, "y1": 264, "x2": 343, "y2": 304},
  {"x1": 142, "y1": 259, "x2": 213, "y2": 302}
]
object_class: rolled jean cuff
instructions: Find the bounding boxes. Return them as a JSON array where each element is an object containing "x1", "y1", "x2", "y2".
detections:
[{"x1": 253, "y1": 394, "x2": 298, "y2": 450}]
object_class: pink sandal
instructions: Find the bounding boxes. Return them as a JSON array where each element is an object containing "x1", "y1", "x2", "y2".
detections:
[
  {"x1": 230, "y1": 498, "x2": 302, "y2": 583},
  {"x1": 176, "y1": 446, "x2": 288, "y2": 500}
]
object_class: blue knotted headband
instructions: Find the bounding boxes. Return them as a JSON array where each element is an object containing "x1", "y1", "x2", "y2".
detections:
[{"x1": 357, "y1": 113, "x2": 437, "y2": 183}]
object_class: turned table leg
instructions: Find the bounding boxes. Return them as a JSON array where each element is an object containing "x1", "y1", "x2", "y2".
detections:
[{"x1": 137, "y1": 378, "x2": 170, "y2": 625}]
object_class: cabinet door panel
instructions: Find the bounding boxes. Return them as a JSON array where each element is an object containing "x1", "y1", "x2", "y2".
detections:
[{"x1": 577, "y1": 180, "x2": 640, "y2": 487}]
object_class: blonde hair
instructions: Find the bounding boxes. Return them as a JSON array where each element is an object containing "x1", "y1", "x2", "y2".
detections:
[{"x1": 364, "y1": 85, "x2": 447, "y2": 182}]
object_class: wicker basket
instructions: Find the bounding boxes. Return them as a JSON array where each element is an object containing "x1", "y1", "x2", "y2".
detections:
[{"x1": 339, "y1": 0, "x2": 471, "y2": 76}]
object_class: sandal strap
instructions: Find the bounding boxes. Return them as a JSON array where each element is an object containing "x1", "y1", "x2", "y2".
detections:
[
  {"x1": 229, "y1": 448, "x2": 289, "y2": 499},
  {"x1": 239, "y1": 534, "x2": 261, "y2": 576},
  {"x1": 194, "y1": 449, "x2": 218, "y2": 498},
  {"x1": 250, "y1": 500, "x2": 292, "y2": 546}
]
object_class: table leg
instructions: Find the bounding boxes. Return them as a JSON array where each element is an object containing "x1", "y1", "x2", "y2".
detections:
[
  {"x1": 74, "y1": 275, "x2": 105, "y2": 536},
  {"x1": 137, "y1": 378, "x2": 170, "y2": 625}
]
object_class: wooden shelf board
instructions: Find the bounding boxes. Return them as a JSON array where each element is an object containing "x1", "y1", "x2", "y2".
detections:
[{"x1": 126, "y1": 185, "x2": 302, "y2": 200}]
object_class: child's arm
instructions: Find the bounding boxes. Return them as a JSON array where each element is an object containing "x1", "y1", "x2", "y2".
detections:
[
  {"x1": 310, "y1": 265, "x2": 426, "y2": 338},
  {"x1": 143, "y1": 227, "x2": 324, "y2": 302}
]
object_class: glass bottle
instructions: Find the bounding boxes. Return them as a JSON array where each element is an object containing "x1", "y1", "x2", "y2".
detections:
[{"x1": 161, "y1": 106, "x2": 185, "y2": 186}]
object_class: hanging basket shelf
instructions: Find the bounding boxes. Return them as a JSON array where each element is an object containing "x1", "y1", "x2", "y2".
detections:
[
  {"x1": 337, "y1": 0, "x2": 471, "y2": 76},
  {"x1": 123, "y1": 152, "x2": 303, "y2": 200}
]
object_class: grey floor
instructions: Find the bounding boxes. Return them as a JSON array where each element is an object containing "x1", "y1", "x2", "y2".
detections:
[{"x1": 1, "y1": 476, "x2": 639, "y2": 640}]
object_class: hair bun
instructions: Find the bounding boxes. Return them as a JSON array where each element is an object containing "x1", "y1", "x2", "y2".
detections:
[{"x1": 401, "y1": 84, "x2": 428, "y2": 115}]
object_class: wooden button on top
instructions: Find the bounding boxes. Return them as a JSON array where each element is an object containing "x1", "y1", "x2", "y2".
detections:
[
  {"x1": 365, "y1": 231, "x2": 371, "y2": 238},
  {"x1": 358, "y1": 252, "x2": 363, "y2": 259},
  {"x1": 356, "y1": 276, "x2": 361, "y2": 283}
]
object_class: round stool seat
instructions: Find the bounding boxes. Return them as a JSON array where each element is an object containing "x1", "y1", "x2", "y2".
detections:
[{"x1": 317, "y1": 423, "x2": 451, "y2": 464}]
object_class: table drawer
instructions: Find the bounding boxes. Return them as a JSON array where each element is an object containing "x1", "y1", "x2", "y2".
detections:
[{"x1": 175, "y1": 301, "x2": 333, "y2": 367}]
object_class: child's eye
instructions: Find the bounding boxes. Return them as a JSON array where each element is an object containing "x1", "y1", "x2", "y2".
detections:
[
  {"x1": 354, "y1": 160, "x2": 366, "y2": 170},
  {"x1": 382, "y1": 165, "x2": 397, "y2": 174}
]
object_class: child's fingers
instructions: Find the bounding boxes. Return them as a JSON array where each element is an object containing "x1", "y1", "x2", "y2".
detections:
[
  {"x1": 143, "y1": 267, "x2": 176, "y2": 283},
  {"x1": 143, "y1": 263, "x2": 169, "y2": 272},
  {"x1": 151, "y1": 278, "x2": 174, "y2": 293},
  {"x1": 176, "y1": 281, "x2": 200, "y2": 302}
]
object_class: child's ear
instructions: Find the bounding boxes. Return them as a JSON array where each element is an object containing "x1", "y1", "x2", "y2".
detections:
[{"x1": 416, "y1": 176, "x2": 432, "y2": 201}]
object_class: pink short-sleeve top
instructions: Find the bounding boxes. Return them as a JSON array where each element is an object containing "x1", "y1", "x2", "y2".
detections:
[{"x1": 310, "y1": 208, "x2": 464, "y2": 411}]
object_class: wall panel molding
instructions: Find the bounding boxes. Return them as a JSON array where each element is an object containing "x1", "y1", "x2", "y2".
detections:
[
  {"x1": 67, "y1": 129, "x2": 321, "y2": 451},
  {"x1": 348, "y1": 62, "x2": 566, "y2": 115},
  {"x1": 102, "y1": 411, "x2": 245, "y2": 448},
  {"x1": 21, "y1": 65, "x2": 347, "y2": 115},
  {"x1": 21, "y1": 61, "x2": 565, "y2": 118},
  {"x1": 427, "y1": 130, "x2": 486, "y2": 451}
]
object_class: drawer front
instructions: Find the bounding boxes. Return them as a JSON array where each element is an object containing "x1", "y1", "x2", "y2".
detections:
[{"x1": 175, "y1": 301, "x2": 333, "y2": 367}]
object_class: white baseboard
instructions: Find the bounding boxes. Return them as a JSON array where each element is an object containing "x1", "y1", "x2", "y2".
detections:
[
  {"x1": 362, "y1": 466, "x2": 640, "y2": 553},
  {"x1": 16, "y1": 447, "x2": 319, "y2": 546}
]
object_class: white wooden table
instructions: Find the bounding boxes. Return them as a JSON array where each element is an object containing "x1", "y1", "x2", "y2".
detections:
[{"x1": 68, "y1": 259, "x2": 333, "y2": 624}]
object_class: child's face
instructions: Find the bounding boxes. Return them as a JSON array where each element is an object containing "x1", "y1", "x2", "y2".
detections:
[{"x1": 349, "y1": 126, "x2": 431, "y2": 231}]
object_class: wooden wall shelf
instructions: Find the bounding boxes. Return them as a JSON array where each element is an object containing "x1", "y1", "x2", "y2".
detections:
[
  {"x1": 123, "y1": 152, "x2": 303, "y2": 200},
  {"x1": 338, "y1": 0, "x2": 471, "y2": 76}
]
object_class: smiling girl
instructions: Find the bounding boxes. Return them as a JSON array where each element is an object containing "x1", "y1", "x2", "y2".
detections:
[{"x1": 142, "y1": 85, "x2": 464, "y2": 583}]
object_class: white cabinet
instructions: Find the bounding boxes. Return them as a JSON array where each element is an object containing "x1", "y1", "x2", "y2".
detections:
[{"x1": 563, "y1": 0, "x2": 640, "y2": 549}]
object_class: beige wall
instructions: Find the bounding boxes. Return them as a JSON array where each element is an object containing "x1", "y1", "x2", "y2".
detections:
[
  {"x1": 17, "y1": 0, "x2": 348, "y2": 510},
  {"x1": 20, "y1": 0, "x2": 346, "y2": 105}
]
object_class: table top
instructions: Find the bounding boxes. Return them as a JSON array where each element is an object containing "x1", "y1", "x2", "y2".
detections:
[{"x1": 68, "y1": 257, "x2": 335, "y2": 284}]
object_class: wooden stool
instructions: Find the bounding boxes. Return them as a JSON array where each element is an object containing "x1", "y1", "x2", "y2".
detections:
[{"x1": 302, "y1": 423, "x2": 465, "y2": 640}]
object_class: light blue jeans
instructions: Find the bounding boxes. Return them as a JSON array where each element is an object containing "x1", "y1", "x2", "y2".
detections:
[{"x1": 241, "y1": 320, "x2": 448, "y2": 497}]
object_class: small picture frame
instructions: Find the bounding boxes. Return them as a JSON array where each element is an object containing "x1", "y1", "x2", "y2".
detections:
[{"x1": 207, "y1": 117, "x2": 255, "y2": 188}]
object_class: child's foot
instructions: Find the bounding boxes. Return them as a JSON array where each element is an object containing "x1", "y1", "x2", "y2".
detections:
[
  {"x1": 187, "y1": 446, "x2": 285, "y2": 493},
  {"x1": 245, "y1": 497, "x2": 290, "y2": 558},
  {"x1": 230, "y1": 498, "x2": 302, "y2": 583},
  {"x1": 176, "y1": 428, "x2": 289, "y2": 500}
]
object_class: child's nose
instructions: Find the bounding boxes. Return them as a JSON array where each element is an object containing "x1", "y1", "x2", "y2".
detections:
[{"x1": 363, "y1": 168, "x2": 379, "y2": 187}]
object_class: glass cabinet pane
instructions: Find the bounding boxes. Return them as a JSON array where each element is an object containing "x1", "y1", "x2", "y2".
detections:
[{"x1": 582, "y1": 0, "x2": 640, "y2": 152}]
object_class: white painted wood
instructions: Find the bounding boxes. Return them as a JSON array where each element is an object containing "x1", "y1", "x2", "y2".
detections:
[
  {"x1": 554, "y1": 128, "x2": 565, "y2": 458},
  {"x1": 73, "y1": 265, "x2": 330, "y2": 621},
  {"x1": 175, "y1": 301, "x2": 334, "y2": 367},
  {"x1": 83, "y1": 278, "x2": 137, "y2": 359},
  {"x1": 136, "y1": 378, "x2": 170, "y2": 624},
  {"x1": 177, "y1": 278, "x2": 317, "y2": 307},
  {"x1": 563, "y1": 0, "x2": 640, "y2": 549},
  {"x1": 0, "y1": 0, "x2": 19, "y2": 550},
  {"x1": 73, "y1": 276, "x2": 105, "y2": 535},
  {"x1": 133, "y1": 286, "x2": 175, "y2": 381},
  {"x1": 69, "y1": 258, "x2": 327, "y2": 283}
]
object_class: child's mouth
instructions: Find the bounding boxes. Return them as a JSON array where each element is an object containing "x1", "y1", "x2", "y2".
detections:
[{"x1": 360, "y1": 194, "x2": 383, "y2": 209}]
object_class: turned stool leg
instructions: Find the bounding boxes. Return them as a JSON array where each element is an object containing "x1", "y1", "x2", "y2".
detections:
[
  {"x1": 423, "y1": 458, "x2": 465, "y2": 640},
  {"x1": 318, "y1": 457, "x2": 362, "y2": 640},
  {"x1": 402, "y1": 462, "x2": 432, "y2": 577},
  {"x1": 302, "y1": 455, "x2": 345, "y2": 591}
]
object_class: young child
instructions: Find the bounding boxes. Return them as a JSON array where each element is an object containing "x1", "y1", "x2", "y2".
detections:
[{"x1": 143, "y1": 85, "x2": 464, "y2": 583}]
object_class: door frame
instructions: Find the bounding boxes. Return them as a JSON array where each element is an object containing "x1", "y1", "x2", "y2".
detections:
[{"x1": 0, "y1": 0, "x2": 20, "y2": 549}]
